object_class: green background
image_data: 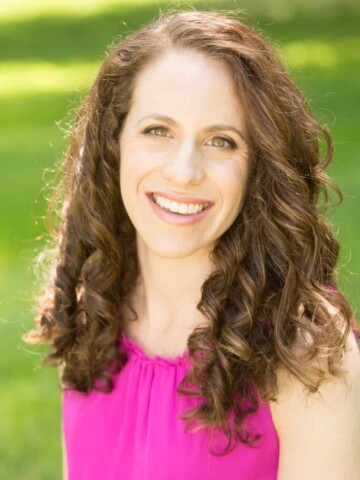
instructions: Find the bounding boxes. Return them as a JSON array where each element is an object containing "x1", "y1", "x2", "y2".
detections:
[{"x1": 1, "y1": 0, "x2": 359, "y2": 477}]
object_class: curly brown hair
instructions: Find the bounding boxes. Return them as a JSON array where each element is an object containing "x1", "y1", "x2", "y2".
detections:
[{"x1": 25, "y1": 9, "x2": 356, "y2": 455}]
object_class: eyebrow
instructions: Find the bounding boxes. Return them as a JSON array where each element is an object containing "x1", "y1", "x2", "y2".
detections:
[{"x1": 136, "y1": 114, "x2": 246, "y2": 141}]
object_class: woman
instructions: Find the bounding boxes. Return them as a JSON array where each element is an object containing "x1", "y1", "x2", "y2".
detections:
[{"x1": 26, "y1": 9, "x2": 360, "y2": 479}]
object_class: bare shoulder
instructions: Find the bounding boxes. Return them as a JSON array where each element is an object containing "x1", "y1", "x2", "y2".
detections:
[{"x1": 269, "y1": 299, "x2": 360, "y2": 480}]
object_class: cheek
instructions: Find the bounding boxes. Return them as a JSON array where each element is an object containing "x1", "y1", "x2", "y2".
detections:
[
  {"x1": 120, "y1": 148, "x2": 143, "y2": 188},
  {"x1": 217, "y1": 162, "x2": 249, "y2": 203},
  {"x1": 119, "y1": 149, "x2": 136, "y2": 204},
  {"x1": 119, "y1": 149, "x2": 155, "y2": 213},
  {"x1": 119, "y1": 158, "x2": 129, "y2": 196}
]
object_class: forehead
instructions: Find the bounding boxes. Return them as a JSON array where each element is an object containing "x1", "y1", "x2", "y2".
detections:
[{"x1": 127, "y1": 49, "x2": 245, "y2": 130}]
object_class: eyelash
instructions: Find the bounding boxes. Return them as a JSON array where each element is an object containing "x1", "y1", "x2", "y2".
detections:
[{"x1": 142, "y1": 126, "x2": 238, "y2": 150}]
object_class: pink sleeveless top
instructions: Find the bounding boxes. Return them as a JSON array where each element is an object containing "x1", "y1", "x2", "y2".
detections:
[
  {"x1": 63, "y1": 322, "x2": 359, "y2": 480},
  {"x1": 63, "y1": 330, "x2": 279, "y2": 479}
]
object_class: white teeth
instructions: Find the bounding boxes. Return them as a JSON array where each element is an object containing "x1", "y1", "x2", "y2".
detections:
[
  {"x1": 169, "y1": 201, "x2": 177, "y2": 212},
  {"x1": 179, "y1": 203, "x2": 192, "y2": 214},
  {"x1": 152, "y1": 194, "x2": 209, "y2": 215}
]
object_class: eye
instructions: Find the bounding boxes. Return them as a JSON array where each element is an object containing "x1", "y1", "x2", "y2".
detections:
[
  {"x1": 142, "y1": 127, "x2": 238, "y2": 149},
  {"x1": 207, "y1": 136, "x2": 237, "y2": 149},
  {"x1": 143, "y1": 126, "x2": 171, "y2": 137}
]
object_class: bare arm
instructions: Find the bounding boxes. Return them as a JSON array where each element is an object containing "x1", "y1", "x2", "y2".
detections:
[{"x1": 271, "y1": 304, "x2": 360, "y2": 479}]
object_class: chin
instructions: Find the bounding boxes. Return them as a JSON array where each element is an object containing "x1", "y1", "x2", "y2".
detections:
[
  {"x1": 138, "y1": 236, "x2": 212, "y2": 260},
  {"x1": 151, "y1": 245, "x2": 201, "y2": 260}
]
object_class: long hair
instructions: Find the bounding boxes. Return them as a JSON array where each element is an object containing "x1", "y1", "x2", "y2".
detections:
[{"x1": 25, "y1": 9, "x2": 355, "y2": 454}]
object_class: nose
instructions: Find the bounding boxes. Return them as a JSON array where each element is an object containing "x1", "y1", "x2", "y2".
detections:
[{"x1": 162, "y1": 140, "x2": 205, "y2": 185}]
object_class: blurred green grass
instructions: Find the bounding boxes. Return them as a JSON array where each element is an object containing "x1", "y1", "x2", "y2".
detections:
[{"x1": 1, "y1": 0, "x2": 359, "y2": 478}]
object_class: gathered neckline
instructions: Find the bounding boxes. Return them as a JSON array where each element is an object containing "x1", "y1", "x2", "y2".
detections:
[{"x1": 120, "y1": 330, "x2": 190, "y2": 367}]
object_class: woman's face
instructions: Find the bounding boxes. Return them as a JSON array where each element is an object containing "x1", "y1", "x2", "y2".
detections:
[{"x1": 119, "y1": 49, "x2": 250, "y2": 259}]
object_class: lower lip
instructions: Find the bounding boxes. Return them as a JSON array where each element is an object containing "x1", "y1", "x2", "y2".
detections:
[{"x1": 146, "y1": 194, "x2": 213, "y2": 226}]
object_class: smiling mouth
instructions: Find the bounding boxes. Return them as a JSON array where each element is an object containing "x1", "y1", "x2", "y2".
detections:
[{"x1": 150, "y1": 193, "x2": 211, "y2": 215}]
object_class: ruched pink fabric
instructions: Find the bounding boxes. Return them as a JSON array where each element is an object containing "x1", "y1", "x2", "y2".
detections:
[
  {"x1": 63, "y1": 330, "x2": 280, "y2": 479},
  {"x1": 63, "y1": 320, "x2": 359, "y2": 480}
]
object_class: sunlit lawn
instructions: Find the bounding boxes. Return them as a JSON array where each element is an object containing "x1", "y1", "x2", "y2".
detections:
[{"x1": 1, "y1": 1, "x2": 359, "y2": 478}]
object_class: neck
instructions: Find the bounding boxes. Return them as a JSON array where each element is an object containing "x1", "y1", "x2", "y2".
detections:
[{"x1": 123, "y1": 237, "x2": 215, "y2": 337}]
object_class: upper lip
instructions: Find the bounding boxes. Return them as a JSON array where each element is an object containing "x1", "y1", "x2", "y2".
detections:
[{"x1": 148, "y1": 191, "x2": 213, "y2": 205}]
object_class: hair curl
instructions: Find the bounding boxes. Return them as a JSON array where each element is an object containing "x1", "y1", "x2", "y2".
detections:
[{"x1": 25, "y1": 9, "x2": 357, "y2": 455}]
